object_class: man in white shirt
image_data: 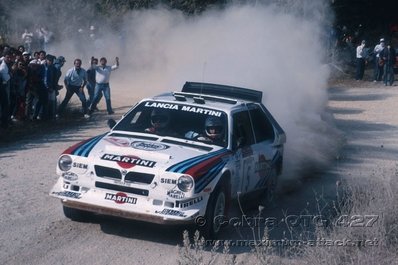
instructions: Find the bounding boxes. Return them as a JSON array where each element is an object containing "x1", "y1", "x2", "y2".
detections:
[
  {"x1": 89, "y1": 56, "x2": 119, "y2": 115},
  {"x1": 355, "y1": 40, "x2": 366, "y2": 81}
]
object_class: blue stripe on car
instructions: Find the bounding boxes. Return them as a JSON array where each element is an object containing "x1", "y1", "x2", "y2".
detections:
[
  {"x1": 166, "y1": 149, "x2": 227, "y2": 173},
  {"x1": 195, "y1": 160, "x2": 226, "y2": 193},
  {"x1": 73, "y1": 134, "x2": 106, "y2": 157}
]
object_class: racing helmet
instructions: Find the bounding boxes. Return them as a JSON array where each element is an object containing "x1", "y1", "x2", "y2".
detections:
[
  {"x1": 150, "y1": 109, "x2": 170, "y2": 129},
  {"x1": 205, "y1": 116, "x2": 224, "y2": 139}
]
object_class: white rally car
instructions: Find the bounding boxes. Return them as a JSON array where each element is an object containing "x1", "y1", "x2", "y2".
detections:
[{"x1": 50, "y1": 82, "x2": 286, "y2": 238}]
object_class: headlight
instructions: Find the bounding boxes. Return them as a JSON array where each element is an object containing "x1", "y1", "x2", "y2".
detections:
[
  {"x1": 177, "y1": 175, "x2": 194, "y2": 192},
  {"x1": 58, "y1": 155, "x2": 72, "y2": 171}
]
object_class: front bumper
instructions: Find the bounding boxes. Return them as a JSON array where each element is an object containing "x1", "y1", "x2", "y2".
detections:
[{"x1": 50, "y1": 178, "x2": 204, "y2": 224}]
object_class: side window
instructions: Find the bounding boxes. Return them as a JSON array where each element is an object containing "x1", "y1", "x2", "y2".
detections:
[
  {"x1": 249, "y1": 106, "x2": 275, "y2": 142},
  {"x1": 232, "y1": 110, "x2": 255, "y2": 149}
]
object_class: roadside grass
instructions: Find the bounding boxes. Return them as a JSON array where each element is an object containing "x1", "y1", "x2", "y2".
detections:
[
  {"x1": 298, "y1": 169, "x2": 398, "y2": 265},
  {"x1": 177, "y1": 166, "x2": 398, "y2": 264}
]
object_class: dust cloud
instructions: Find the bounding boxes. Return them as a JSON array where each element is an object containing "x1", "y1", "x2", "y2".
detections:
[
  {"x1": 7, "y1": 0, "x2": 341, "y2": 184},
  {"x1": 113, "y1": 3, "x2": 341, "y2": 184}
]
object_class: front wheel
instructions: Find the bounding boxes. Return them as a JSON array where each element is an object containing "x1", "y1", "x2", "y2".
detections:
[
  {"x1": 63, "y1": 205, "x2": 91, "y2": 222},
  {"x1": 199, "y1": 186, "x2": 226, "y2": 239}
]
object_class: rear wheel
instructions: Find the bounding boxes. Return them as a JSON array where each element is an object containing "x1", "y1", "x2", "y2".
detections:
[
  {"x1": 63, "y1": 205, "x2": 91, "y2": 222},
  {"x1": 262, "y1": 169, "x2": 278, "y2": 208}
]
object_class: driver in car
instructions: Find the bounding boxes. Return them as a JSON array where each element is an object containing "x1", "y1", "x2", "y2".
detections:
[
  {"x1": 145, "y1": 109, "x2": 176, "y2": 136},
  {"x1": 186, "y1": 116, "x2": 226, "y2": 146}
]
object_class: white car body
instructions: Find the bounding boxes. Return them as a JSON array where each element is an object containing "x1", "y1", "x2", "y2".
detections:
[{"x1": 50, "y1": 82, "x2": 286, "y2": 233}]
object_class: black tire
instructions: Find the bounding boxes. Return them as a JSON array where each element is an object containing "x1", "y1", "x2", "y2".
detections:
[
  {"x1": 199, "y1": 185, "x2": 226, "y2": 239},
  {"x1": 262, "y1": 169, "x2": 278, "y2": 208},
  {"x1": 63, "y1": 205, "x2": 91, "y2": 222}
]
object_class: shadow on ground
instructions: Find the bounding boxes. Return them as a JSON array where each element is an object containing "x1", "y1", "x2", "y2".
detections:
[{"x1": 4, "y1": 86, "x2": 395, "y2": 256}]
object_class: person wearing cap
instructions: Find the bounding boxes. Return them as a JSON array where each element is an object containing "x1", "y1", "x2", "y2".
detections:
[
  {"x1": 373, "y1": 38, "x2": 386, "y2": 82},
  {"x1": 355, "y1": 40, "x2": 367, "y2": 81},
  {"x1": 22, "y1": 51, "x2": 31, "y2": 66}
]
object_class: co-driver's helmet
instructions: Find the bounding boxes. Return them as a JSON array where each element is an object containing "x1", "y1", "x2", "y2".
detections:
[
  {"x1": 151, "y1": 109, "x2": 170, "y2": 129},
  {"x1": 205, "y1": 116, "x2": 224, "y2": 139}
]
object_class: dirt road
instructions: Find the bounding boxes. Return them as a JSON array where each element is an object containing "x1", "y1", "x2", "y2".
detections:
[{"x1": 1, "y1": 81, "x2": 397, "y2": 264}]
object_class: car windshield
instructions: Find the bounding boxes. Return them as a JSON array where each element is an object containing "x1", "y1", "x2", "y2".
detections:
[{"x1": 113, "y1": 101, "x2": 228, "y2": 147}]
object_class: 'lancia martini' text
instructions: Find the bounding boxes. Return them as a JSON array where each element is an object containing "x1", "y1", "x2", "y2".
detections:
[{"x1": 145, "y1": 101, "x2": 222, "y2": 117}]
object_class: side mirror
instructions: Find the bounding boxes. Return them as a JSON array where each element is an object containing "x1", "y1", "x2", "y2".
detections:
[{"x1": 107, "y1": 119, "x2": 116, "y2": 129}]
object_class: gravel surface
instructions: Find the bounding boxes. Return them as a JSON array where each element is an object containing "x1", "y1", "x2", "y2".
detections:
[{"x1": 1, "y1": 80, "x2": 397, "y2": 264}]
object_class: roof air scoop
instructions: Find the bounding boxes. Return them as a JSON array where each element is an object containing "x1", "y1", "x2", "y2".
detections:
[
  {"x1": 173, "y1": 94, "x2": 187, "y2": 101},
  {"x1": 193, "y1": 97, "x2": 205, "y2": 104}
]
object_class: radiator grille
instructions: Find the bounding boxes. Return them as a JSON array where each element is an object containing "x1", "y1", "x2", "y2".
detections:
[{"x1": 95, "y1": 182, "x2": 149, "y2": 196}]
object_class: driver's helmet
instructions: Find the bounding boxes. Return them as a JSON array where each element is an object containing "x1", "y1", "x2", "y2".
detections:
[
  {"x1": 205, "y1": 116, "x2": 224, "y2": 139},
  {"x1": 150, "y1": 109, "x2": 170, "y2": 129}
]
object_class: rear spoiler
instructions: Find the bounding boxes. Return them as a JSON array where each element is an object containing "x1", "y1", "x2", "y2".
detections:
[{"x1": 182, "y1": 82, "x2": 263, "y2": 103}]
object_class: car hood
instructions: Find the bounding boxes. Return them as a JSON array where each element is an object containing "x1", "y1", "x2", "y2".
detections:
[{"x1": 63, "y1": 133, "x2": 230, "y2": 176}]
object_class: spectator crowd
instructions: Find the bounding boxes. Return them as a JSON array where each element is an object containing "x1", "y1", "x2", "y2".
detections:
[
  {"x1": 355, "y1": 38, "x2": 396, "y2": 85},
  {"x1": 0, "y1": 37, "x2": 119, "y2": 130},
  {"x1": 328, "y1": 24, "x2": 397, "y2": 85}
]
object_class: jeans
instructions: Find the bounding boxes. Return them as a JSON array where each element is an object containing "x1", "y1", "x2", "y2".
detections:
[
  {"x1": 355, "y1": 58, "x2": 365, "y2": 80},
  {"x1": 384, "y1": 64, "x2": 394, "y2": 86},
  {"x1": 90, "y1": 83, "x2": 113, "y2": 114},
  {"x1": 86, "y1": 82, "x2": 97, "y2": 106},
  {"x1": 48, "y1": 90, "x2": 57, "y2": 119},
  {"x1": 373, "y1": 57, "x2": 384, "y2": 81},
  {"x1": 33, "y1": 89, "x2": 48, "y2": 120},
  {"x1": 58, "y1": 85, "x2": 88, "y2": 114}
]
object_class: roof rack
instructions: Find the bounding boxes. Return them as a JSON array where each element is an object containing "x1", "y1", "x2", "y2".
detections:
[{"x1": 182, "y1": 82, "x2": 263, "y2": 103}]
